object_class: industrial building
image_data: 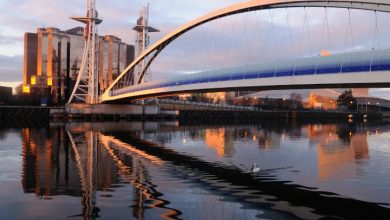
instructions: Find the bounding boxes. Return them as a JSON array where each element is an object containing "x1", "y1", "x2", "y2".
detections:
[
  {"x1": 0, "y1": 86, "x2": 12, "y2": 105},
  {"x1": 23, "y1": 27, "x2": 134, "y2": 105}
]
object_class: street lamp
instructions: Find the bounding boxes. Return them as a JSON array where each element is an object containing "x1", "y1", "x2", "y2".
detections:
[{"x1": 349, "y1": 100, "x2": 355, "y2": 112}]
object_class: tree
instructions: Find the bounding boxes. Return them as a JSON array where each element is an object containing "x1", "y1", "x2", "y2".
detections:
[
  {"x1": 290, "y1": 92, "x2": 302, "y2": 103},
  {"x1": 337, "y1": 90, "x2": 357, "y2": 110},
  {"x1": 15, "y1": 83, "x2": 23, "y2": 96}
]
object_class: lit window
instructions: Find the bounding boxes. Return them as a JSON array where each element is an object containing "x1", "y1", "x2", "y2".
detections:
[
  {"x1": 31, "y1": 75, "x2": 36, "y2": 85},
  {"x1": 23, "y1": 85, "x2": 30, "y2": 93},
  {"x1": 47, "y1": 77, "x2": 53, "y2": 86}
]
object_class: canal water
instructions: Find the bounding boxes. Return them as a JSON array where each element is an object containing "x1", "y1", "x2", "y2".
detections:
[{"x1": 0, "y1": 119, "x2": 390, "y2": 219}]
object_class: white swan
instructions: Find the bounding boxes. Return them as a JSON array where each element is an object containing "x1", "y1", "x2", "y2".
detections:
[{"x1": 251, "y1": 163, "x2": 260, "y2": 173}]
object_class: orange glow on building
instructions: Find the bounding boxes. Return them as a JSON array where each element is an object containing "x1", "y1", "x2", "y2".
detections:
[
  {"x1": 47, "y1": 33, "x2": 53, "y2": 78},
  {"x1": 205, "y1": 92, "x2": 227, "y2": 103},
  {"x1": 307, "y1": 93, "x2": 337, "y2": 110},
  {"x1": 179, "y1": 94, "x2": 191, "y2": 100}
]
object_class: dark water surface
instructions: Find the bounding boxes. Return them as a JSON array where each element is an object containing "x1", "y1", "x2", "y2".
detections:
[{"x1": 0, "y1": 119, "x2": 390, "y2": 219}]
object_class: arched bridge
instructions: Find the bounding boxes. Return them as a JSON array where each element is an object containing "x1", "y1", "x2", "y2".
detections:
[{"x1": 101, "y1": 0, "x2": 390, "y2": 102}]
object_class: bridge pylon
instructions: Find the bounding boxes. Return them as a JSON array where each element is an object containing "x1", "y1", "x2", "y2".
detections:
[
  {"x1": 133, "y1": 3, "x2": 160, "y2": 85},
  {"x1": 68, "y1": 0, "x2": 102, "y2": 104}
]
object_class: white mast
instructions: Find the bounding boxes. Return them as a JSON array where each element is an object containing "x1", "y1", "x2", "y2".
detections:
[
  {"x1": 133, "y1": 3, "x2": 159, "y2": 85},
  {"x1": 68, "y1": 0, "x2": 102, "y2": 104}
]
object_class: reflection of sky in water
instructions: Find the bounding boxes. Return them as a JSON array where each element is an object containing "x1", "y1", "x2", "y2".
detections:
[
  {"x1": 142, "y1": 124, "x2": 390, "y2": 206},
  {"x1": 0, "y1": 132, "x2": 22, "y2": 181}
]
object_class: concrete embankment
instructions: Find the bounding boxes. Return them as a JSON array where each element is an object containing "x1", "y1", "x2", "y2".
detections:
[
  {"x1": 179, "y1": 110, "x2": 383, "y2": 121},
  {"x1": 0, "y1": 105, "x2": 385, "y2": 121},
  {"x1": 0, "y1": 106, "x2": 51, "y2": 118},
  {"x1": 0, "y1": 105, "x2": 177, "y2": 121}
]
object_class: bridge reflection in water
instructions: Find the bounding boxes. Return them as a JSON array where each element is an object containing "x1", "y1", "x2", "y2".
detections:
[{"x1": 19, "y1": 120, "x2": 390, "y2": 219}]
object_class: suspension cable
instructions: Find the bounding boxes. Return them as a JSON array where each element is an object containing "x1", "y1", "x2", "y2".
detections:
[
  {"x1": 255, "y1": 9, "x2": 263, "y2": 77},
  {"x1": 285, "y1": 8, "x2": 298, "y2": 76},
  {"x1": 348, "y1": 8, "x2": 356, "y2": 52},
  {"x1": 325, "y1": 7, "x2": 333, "y2": 53},
  {"x1": 340, "y1": 8, "x2": 352, "y2": 73},
  {"x1": 315, "y1": 7, "x2": 329, "y2": 74},
  {"x1": 375, "y1": 10, "x2": 381, "y2": 49},
  {"x1": 269, "y1": 9, "x2": 279, "y2": 76},
  {"x1": 304, "y1": 7, "x2": 313, "y2": 56},
  {"x1": 370, "y1": 10, "x2": 379, "y2": 71}
]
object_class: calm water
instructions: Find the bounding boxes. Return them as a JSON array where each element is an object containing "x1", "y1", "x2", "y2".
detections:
[{"x1": 0, "y1": 119, "x2": 390, "y2": 219}]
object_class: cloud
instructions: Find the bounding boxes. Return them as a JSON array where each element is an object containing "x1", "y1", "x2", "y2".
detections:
[
  {"x1": 0, "y1": 55, "x2": 23, "y2": 82},
  {"x1": 370, "y1": 88, "x2": 390, "y2": 100},
  {"x1": 0, "y1": 32, "x2": 23, "y2": 45}
]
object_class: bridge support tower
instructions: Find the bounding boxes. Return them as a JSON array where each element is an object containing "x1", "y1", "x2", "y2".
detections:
[{"x1": 68, "y1": 0, "x2": 102, "y2": 104}]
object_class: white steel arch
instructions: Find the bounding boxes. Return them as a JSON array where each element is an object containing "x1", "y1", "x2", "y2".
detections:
[{"x1": 102, "y1": 0, "x2": 390, "y2": 102}]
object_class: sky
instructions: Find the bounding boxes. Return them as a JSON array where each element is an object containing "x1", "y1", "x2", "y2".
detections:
[
  {"x1": 0, "y1": 0, "x2": 244, "y2": 86},
  {"x1": 0, "y1": 0, "x2": 389, "y2": 99}
]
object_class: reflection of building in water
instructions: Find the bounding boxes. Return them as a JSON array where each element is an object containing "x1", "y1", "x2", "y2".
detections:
[
  {"x1": 22, "y1": 127, "x2": 81, "y2": 196},
  {"x1": 256, "y1": 131, "x2": 281, "y2": 149},
  {"x1": 205, "y1": 128, "x2": 235, "y2": 157},
  {"x1": 306, "y1": 124, "x2": 370, "y2": 179},
  {"x1": 21, "y1": 128, "x2": 118, "y2": 198},
  {"x1": 21, "y1": 126, "x2": 179, "y2": 219}
]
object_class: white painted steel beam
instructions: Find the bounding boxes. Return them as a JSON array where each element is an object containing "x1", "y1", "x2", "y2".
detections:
[{"x1": 102, "y1": 71, "x2": 390, "y2": 102}]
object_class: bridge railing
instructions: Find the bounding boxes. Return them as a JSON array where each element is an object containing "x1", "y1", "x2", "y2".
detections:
[{"x1": 159, "y1": 99, "x2": 259, "y2": 111}]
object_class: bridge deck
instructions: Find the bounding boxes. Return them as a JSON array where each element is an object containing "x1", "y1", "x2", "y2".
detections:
[{"x1": 106, "y1": 49, "x2": 390, "y2": 101}]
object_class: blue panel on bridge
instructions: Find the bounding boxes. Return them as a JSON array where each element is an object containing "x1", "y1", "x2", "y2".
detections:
[
  {"x1": 275, "y1": 70, "x2": 294, "y2": 77},
  {"x1": 208, "y1": 75, "x2": 221, "y2": 82},
  {"x1": 371, "y1": 64, "x2": 390, "y2": 71},
  {"x1": 219, "y1": 75, "x2": 233, "y2": 81},
  {"x1": 316, "y1": 67, "x2": 341, "y2": 74},
  {"x1": 342, "y1": 65, "x2": 371, "y2": 73},
  {"x1": 231, "y1": 74, "x2": 245, "y2": 80},
  {"x1": 199, "y1": 77, "x2": 210, "y2": 83},
  {"x1": 179, "y1": 80, "x2": 189, "y2": 85},
  {"x1": 294, "y1": 69, "x2": 316, "y2": 76},
  {"x1": 258, "y1": 72, "x2": 275, "y2": 78},
  {"x1": 244, "y1": 72, "x2": 259, "y2": 79}
]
